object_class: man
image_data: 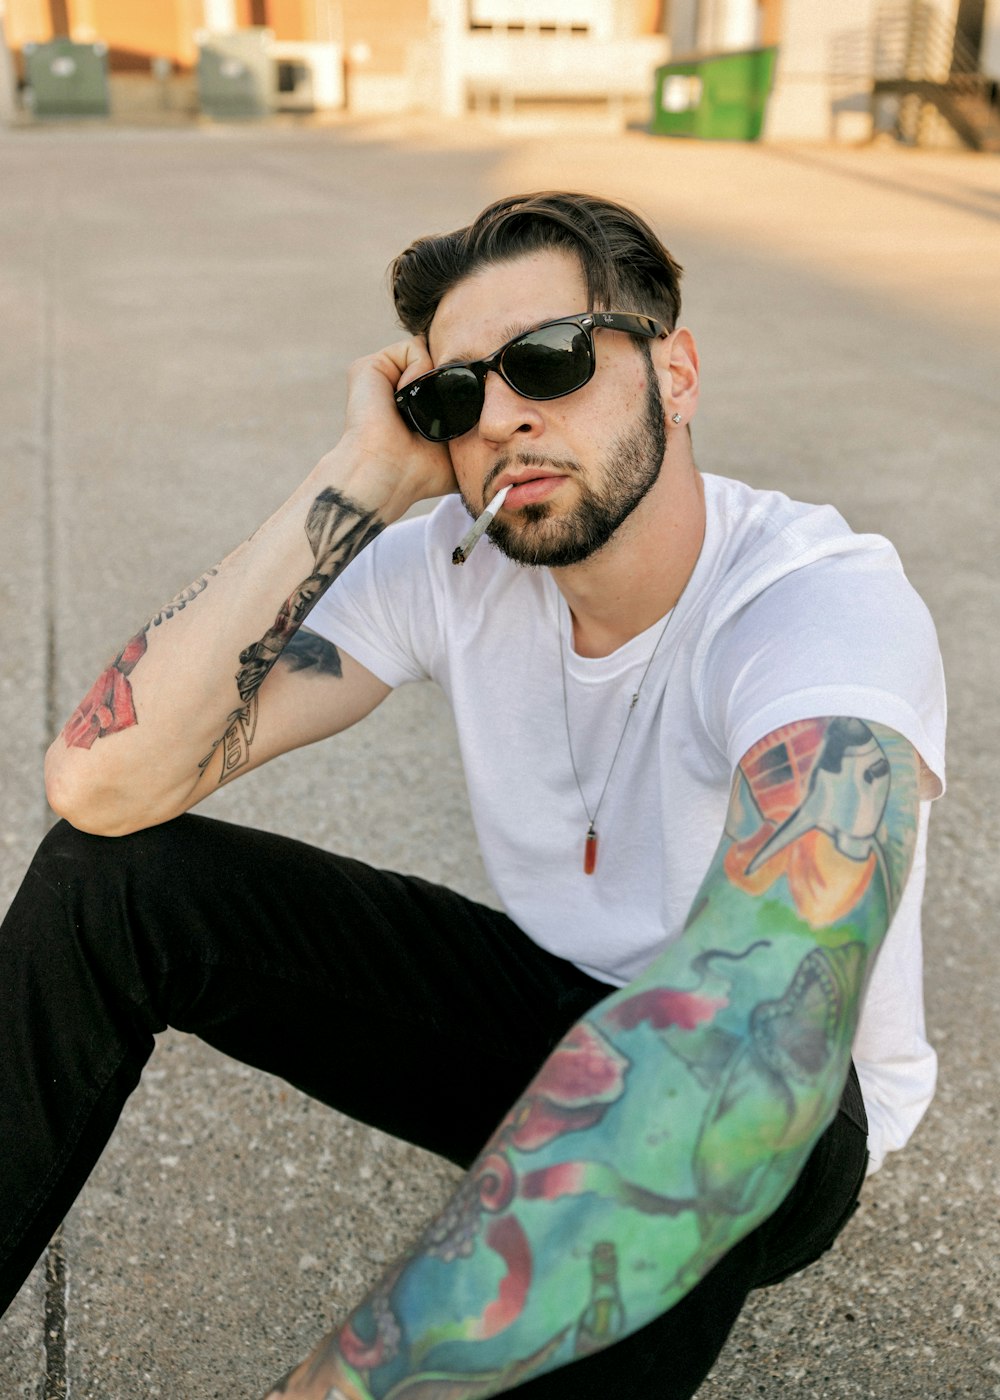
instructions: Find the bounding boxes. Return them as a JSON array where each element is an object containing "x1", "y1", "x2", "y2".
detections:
[{"x1": 1, "y1": 193, "x2": 945, "y2": 1399}]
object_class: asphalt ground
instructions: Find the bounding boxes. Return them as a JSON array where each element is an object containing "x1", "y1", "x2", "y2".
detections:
[{"x1": 0, "y1": 116, "x2": 997, "y2": 1398}]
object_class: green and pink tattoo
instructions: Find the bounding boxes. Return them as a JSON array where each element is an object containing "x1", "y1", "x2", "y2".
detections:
[{"x1": 261, "y1": 719, "x2": 919, "y2": 1400}]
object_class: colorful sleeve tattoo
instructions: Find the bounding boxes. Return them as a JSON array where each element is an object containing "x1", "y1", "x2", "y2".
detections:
[{"x1": 265, "y1": 717, "x2": 920, "y2": 1400}]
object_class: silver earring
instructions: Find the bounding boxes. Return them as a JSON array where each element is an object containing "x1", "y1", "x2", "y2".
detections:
[{"x1": 671, "y1": 412, "x2": 682, "y2": 424}]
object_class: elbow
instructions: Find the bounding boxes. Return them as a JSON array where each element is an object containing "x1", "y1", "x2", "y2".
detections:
[{"x1": 44, "y1": 741, "x2": 158, "y2": 838}]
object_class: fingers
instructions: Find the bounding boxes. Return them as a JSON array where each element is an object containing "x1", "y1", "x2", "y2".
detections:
[
  {"x1": 380, "y1": 333, "x2": 431, "y2": 389},
  {"x1": 365, "y1": 336, "x2": 434, "y2": 393},
  {"x1": 343, "y1": 337, "x2": 432, "y2": 429},
  {"x1": 337, "y1": 336, "x2": 457, "y2": 501}
]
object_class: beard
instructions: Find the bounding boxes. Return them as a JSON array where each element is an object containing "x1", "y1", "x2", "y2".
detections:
[{"x1": 466, "y1": 366, "x2": 668, "y2": 569}]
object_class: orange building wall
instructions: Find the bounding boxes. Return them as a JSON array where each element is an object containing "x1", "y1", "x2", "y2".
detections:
[
  {"x1": 4, "y1": 0, "x2": 204, "y2": 66},
  {"x1": 233, "y1": 0, "x2": 313, "y2": 40},
  {"x1": 759, "y1": 0, "x2": 782, "y2": 46},
  {"x1": 4, "y1": 0, "x2": 55, "y2": 48},
  {"x1": 341, "y1": 0, "x2": 431, "y2": 73},
  {"x1": 265, "y1": 0, "x2": 311, "y2": 42},
  {"x1": 81, "y1": 0, "x2": 200, "y2": 66}
]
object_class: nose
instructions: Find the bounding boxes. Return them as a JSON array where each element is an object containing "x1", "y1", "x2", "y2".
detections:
[{"x1": 476, "y1": 369, "x2": 545, "y2": 445}]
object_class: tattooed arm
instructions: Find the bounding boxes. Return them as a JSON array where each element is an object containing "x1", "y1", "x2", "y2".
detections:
[
  {"x1": 45, "y1": 338, "x2": 455, "y2": 836},
  {"x1": 265, "y1": 718, "x2": 921, "y2": 1400}
]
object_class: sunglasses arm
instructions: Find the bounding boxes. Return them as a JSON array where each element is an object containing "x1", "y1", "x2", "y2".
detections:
[{"x1": 589, "y1": 311, "x2": 669, "y2": 340}]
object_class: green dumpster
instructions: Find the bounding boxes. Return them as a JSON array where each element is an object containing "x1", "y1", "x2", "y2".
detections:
[
  {"x1": 23, "y1": 37, "x2": 110, "y2": 117},
  {"x1": 651, "y1": 46, "x2": 777, "y2": 141},
  {"x1": 197, "y1": 29, "x2": 276, "y2": 119}
]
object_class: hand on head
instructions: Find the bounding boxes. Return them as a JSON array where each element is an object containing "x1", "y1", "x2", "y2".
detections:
[{"x1": 338, "y1": 335, "x2": 458, "y2": 505}]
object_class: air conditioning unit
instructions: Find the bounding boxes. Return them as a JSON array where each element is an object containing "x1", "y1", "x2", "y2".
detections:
[{"x1": 272, "y1": 41, "x2": 344, "y2": 111}]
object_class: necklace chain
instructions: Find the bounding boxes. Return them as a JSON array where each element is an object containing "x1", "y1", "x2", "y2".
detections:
[{"x1": 558, "y1": 577, "x2": 694, "y2": 875}]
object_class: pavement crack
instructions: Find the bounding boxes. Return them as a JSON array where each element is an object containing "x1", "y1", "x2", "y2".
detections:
[
  {"x1": 41, "y1": 169, "x2": 58, "y2": 814},
  {"x1": 43, "y1": 1226, "x2": 69, "y2": 1399}
]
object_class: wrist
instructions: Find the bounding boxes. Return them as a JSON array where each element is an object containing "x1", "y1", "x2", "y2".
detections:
[{"x1": 306, "y1": 434, "x2": 449, "y2": 525}]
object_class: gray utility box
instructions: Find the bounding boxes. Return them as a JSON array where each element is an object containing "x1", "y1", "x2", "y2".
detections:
[
  {"x1": 197, "y1": 28, "x2": 276, "y2": 118},
  {"x1": 23, "y1": 37, "x2": 110, "y2": 117}
]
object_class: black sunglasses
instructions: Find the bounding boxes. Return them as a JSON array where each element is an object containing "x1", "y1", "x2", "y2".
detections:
[{"x1": 394, "y1": 311, "x2": 668, "y2": 443}]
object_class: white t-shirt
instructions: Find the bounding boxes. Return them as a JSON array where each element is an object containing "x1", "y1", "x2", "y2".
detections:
[{"x1": 307, "y1": 473, "x2": 947, "y2": 1172}]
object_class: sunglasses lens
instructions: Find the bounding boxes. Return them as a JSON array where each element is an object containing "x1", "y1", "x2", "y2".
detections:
[
  {"x1": 405, "y1": 320, "x2": 594, "y2": 441},
  {"x1": 503, "y1": 322, "x2": 592, "y2": 398},
  {"x1": 408, "y1": 366, "x2": 482, "y2": 442}
]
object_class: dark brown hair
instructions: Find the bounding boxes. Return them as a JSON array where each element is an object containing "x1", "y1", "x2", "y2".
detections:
[{"x1": 390, "y1": 191, "x2": 683, "y2": 337}]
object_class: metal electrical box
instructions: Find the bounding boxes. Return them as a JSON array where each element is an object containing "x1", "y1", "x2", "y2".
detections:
[
  {"x1": 23, "y1": 38, "x2": 110, "y2": 117},
  {"x1": 197, "y1": 28, "x2": 277, "y2": 119}
]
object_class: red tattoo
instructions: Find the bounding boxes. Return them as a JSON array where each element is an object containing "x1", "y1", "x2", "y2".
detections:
[
  {"x1": 606, "y1": 987, "x2": 727, "y2": 1033},
  {"x1": 477, "y1": 1217, "x2": 532, "y2": 1338},
  {"x1": 499, "y1": 1022, "x2": 628, "y2": 1153},
  {"x1": 62, "y1": 632, "x2": 147, "y2": 749}
]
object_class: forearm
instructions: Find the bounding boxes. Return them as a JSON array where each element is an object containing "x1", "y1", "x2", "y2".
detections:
[
  {"x1": 265, "y1": 720, "x2": 919, "y2": 1400},
  {"x1": 262, "y1": 915, "x2": 866, "y2": 1400},
  {"x1": 45, "y1": 441, "x2": 418, "y2": 835}
]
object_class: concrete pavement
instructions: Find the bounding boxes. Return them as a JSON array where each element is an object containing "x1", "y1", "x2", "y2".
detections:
[{"x1": 0, "y1": 117, "x2": 998, "y2": 1398}]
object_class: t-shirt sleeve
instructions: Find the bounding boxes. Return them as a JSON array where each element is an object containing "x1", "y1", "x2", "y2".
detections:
[
  {"x1": 304, "y1": 511, "x2": 438, "y2": 688},
  {"x1": 700, "y1": 551, "x2": 946, "y2": 799}
]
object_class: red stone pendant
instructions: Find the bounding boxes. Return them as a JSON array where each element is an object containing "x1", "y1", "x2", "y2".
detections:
[{"x1": 584, "y1": 825, "x2": 598, "y2": 875}]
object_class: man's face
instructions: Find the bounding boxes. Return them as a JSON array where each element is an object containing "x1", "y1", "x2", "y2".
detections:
[{"x1": 426, "y1": 249, "x2": 668, "y2": 568}]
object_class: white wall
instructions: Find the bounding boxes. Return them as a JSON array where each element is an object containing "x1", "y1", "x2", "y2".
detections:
[
  {"x1": 765, "y1": 0, "x2": 875, "y2": 140},
  {"x1": 202, "y1": 0, "x2": 237, "y2": 32},
  {"x1": 427, "y1": 0, "x2": 664, "y2": 115},
  {"x1": 981, "y1": 0, "x2": 1000, "y2": 76},
  {"x1": 695, "y1": 0, "x2": 759, "y2": 52},
  {"x1": 719, "y1": 0, "x2": 759, "y2": 48},
  {"x1": 469, "y1": 0, "x2": 615, "y2": 40}
]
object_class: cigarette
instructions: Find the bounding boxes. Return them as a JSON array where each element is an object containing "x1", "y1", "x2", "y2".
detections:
[{"x1": 451, "y1": 484, "x2": 511, "y2": 565}]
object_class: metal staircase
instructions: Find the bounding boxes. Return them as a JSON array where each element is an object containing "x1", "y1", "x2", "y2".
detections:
[{"x1": 871, "y1": 2, "x2": 1000, "y2": 150}]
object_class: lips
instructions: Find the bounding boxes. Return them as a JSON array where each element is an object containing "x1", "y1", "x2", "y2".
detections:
[{"x1": 496, "y1": 474, "x2": 565, "y2": 510}]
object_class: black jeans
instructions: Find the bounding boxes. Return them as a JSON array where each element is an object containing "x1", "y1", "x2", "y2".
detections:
[{"x1": 0, "y1": 816, "x2": 869, "y2": 1399}]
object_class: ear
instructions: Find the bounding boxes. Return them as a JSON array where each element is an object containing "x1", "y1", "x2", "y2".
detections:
[{"x1": 651, "y1": 327, "x2": 699, "y2": 427}]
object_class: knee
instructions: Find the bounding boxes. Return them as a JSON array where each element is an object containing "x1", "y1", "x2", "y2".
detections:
[
  {"x1": 33, "y1": 816, "x2": 190, "y2": 880},
  {"x1": 30, "y1": 818, "x2": 165, "y2": 896},
  {"x1": 15, "y1": 817, "x2": 197, "y2": 957},
  {"x1": 2, "y1": 822, "x2": 178, "y2": 1046},
  {"x1": 36, "y1": 815, "x2": 131, "y2": 864},
  {"x1": 6, "y1": 819, "x2": 198, "y2": 1022}
]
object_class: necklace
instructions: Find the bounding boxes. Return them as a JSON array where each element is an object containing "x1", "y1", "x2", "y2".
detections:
[{"x1": 558, "y1": 581, "x2": 692, "y2": 876}]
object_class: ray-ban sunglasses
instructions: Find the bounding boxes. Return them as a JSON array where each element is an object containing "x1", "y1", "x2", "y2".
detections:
[{"x1": 394, "y1": 311, "x2": 668, "y2": 443}]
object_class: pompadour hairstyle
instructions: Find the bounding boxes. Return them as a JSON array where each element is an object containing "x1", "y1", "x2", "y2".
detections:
[{"x1": 389, "y1": 191, "x2": 683, "y2": 337}]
